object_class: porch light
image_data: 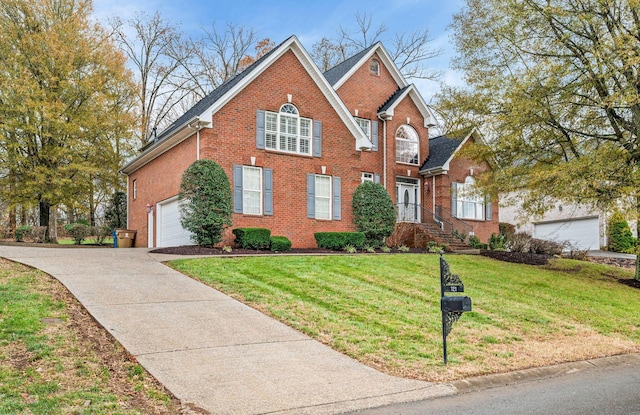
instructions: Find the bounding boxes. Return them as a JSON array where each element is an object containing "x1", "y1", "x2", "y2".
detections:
[{"x1": 146, "y1": 203, "x2": 154, "y2": 214}]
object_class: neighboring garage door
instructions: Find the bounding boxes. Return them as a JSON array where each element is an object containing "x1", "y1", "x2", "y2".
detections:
[
  {"x1": 157, "y1": 198, "x2": 193, "y2": 247},
  {"x1": 533, "y1": 217, "x2": 600, "y2": 250}
]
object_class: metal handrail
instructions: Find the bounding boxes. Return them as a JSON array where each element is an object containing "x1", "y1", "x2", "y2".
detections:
[
  {"x1": 396, "y1": 202, "x2": 453, "y2": 232},
  {"x1": 435, "y1": 206, "x2": 473, "y2": 238}
]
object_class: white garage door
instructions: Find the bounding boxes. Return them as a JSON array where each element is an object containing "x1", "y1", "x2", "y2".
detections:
[
  {"x1": 157, "y1": 198, "x2": 193, "y2": 247},
  {"x1": 533, "y1": 217, "x2": 599, "y2": 250}
]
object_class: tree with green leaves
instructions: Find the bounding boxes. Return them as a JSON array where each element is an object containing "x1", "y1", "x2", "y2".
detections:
[
  {"x1": 179, "y1": 160, "x2": 232, "y2": 247},
  {"x1": 352, "y1": 182, "x2": 397, "y2": 247},
  {"x1": 0, "y1": 0, "x2": 137, "y2": 241},
  {"x1": 437, "y1": 0, "x2": 640, "y2": 279}
]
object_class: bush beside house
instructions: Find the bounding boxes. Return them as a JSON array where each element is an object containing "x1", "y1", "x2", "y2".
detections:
[{"x1": 179, "y1": 160, "x2": 233, "y2": 247}]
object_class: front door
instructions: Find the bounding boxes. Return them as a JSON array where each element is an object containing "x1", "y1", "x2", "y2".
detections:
[{"x1": 396, "y1": 178, "x2": 420, "y2": 222}]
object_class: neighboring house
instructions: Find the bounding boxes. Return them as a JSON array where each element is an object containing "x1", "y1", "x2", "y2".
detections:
[
  {"x1": 121, "y1": 35, "x2": 499, "y2": 248},
  {"x1": 501, "y1": 202, "x2": 621, "y2": 251}
]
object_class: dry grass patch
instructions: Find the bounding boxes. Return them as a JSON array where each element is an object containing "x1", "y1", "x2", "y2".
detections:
[{"x1": 0, "y1": 258, "x2": 189, "y2": 414}]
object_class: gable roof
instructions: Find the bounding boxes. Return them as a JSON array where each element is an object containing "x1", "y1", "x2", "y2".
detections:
[
  {"x1": 323, "y1": 43, "x2": 378, "y2": 86},
  {"x1": 121, "y1": 35, "x2": 372, "y2": 175},
  {"x1": 323, "y1": 43, "x2": 436, "y2": 128},
  {"x1": 323, "y1": 42, "x2": 407, "y2": 90},
  {"x1": 419, "y1": 129, "x2": 480, "y2": 175}
]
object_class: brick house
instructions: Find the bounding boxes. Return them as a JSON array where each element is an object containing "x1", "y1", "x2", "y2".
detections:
[{"x1": 121, "y1": 36, "x2": 499, "y2": 248}]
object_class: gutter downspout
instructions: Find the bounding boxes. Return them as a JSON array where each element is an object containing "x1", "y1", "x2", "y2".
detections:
[{"x1": 378, "y1": 114, "x2": 388, "y2": 190}]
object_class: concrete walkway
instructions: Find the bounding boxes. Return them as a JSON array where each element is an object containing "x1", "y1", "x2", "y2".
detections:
[{"x1": 0, "y1": 246, "x2": 453, "y2": 415}]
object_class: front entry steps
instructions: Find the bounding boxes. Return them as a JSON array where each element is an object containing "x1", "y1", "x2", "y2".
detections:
[{"x1": 388, "y1": 222, "x2": 471, "y2": 251}]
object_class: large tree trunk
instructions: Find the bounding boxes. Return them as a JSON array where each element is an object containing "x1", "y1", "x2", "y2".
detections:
[{"x1": 39, "y1": 199, "x2": 51, "y2": 242}]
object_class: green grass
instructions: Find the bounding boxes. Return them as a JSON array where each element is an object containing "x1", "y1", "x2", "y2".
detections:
[
  {"x1": 57, "y1": 237, "x2": 114, "y2": 246},
  {"x1": 0, "y1": 259, "x2": 179, "y2": 414},
  {"x1": 170, "y1": 254, "x2": 640, "y2": 380}
]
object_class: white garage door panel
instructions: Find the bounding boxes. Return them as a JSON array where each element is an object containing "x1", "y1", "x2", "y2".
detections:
[
  {"x1": 158, "y1": 199, "x2": 193, "y2": 247},
  {"x1": 534, "y1": 217, "x2": 599, "y2": 250}
]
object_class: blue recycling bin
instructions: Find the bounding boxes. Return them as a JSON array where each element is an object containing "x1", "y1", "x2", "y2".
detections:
[{"x1": 112, "y1": 230, "x2": 118, "y2": 248}]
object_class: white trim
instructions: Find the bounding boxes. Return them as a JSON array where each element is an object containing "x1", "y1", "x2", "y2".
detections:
[
  {"x1": 242, "y1": 166, "x2": 263, "y2": 215},
  {"x1": 121, "y1": 36, "x2": 372, "y2": 176},
  {"x1": 147, "y1": 209, "x2": 154, "y2": 248},
  {"x1": 315, "y1": 175, "x2": 332, "y2": 220},
  {"x1": 332, "y1": 42, "x2": 406, "y2": 90},
  {"x1": 378, "y1": 84, "x2": 437, "y2": 128}
]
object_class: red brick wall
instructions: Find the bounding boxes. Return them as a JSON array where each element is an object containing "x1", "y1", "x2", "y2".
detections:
[
  {"x1": 127, "y1": 135, "x2": 198, "y2": 247},
  {"x1": 335, "y1": 52, "x2": 430, "y2": 203},
  {"x1": 429, "y1": 140, "x2": 499, "y2": 242}
]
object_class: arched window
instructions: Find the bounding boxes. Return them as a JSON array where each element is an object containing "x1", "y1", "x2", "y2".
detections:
[
  {"x1": 265, "y1": 104, "x2": 312, "y2": 155},
  {"x1": 370, "y1": 59, "x2": 380, "y2": 75},
  {"x1": 395, "y1": 125, "x2": 419, "y2": 165}
]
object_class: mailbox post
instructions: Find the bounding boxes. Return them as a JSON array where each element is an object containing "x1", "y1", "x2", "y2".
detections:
[{"x1": 440, "y1": 253, "x2": 472, "y2": 364}]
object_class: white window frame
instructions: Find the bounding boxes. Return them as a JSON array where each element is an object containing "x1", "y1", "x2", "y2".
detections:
[
  {"x1": 370, "y1": 59, "x2": 380, "y2": 75},
  {"x1": 133, "y1": 179, "x2": 137, "y2": 200},
  {"x1": 265, "y1": 104, "x2": 312, "y2": 155},
  {"x1": 315, "y1": 175, "x2": 332, "y2": 220},
  {"x1": 455, "y1": 176, "x2": 485, "y2": 220},
  {"x1": 356, "y1": 118, "x2": 371, "y2": 138},
  {"x1": 361, "y1": 172, "x2": 374, "y2": 183},
  {"x1": 242, "y1": 166, "x2": 262, "y2": 215},
  {"x1": 395, "y1": 125, "x2": 419, "y2": 165}
]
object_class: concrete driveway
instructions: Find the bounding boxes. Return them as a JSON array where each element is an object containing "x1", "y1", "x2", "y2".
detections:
[{"x1": 0, "y1": 245, "x2": 452, "y2": 415}]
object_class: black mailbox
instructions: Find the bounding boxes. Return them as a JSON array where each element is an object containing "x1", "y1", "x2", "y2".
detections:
[{"x1": 441, "y1": 296, "x2": 472, "y2": 312}]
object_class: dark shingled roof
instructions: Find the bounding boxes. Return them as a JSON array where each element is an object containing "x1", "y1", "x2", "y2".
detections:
[
  {"x1": 323, "y1": 42, "x2": 378, "y2": 86},
  {"x1": 420, "y1": 135, "x2": 464, "y2": 172},
  {"x1": 141, "y1": 36, "x2": 293, "y2": 150},
  {"x1": 378, "y1": 86, "x2": 410, "y2": 113}
]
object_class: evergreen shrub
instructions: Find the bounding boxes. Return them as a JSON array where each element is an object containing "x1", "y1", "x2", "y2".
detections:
[{"x1": 232, "y1": 228, "x2": 271, "y2": 250}]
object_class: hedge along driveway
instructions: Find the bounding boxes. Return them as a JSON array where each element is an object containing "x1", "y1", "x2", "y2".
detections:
[{"x1": 169, "y1": 254, "x2": 640, "y2": 381}]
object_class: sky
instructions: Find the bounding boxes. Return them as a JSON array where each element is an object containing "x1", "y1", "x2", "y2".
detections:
[{"x1": 92, "y1": 0, "x2": 466, "y2": 102}]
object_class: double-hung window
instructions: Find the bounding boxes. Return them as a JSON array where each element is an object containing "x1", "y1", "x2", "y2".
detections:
[
  {"x1": 315, "y1": 175, "x2": 332, "y2": 220},
  {"x1": 233, "y1": 165, "x2": 273, "y2": 216},
  {"x1": 242, "y1": 166, "x2": 262, "y2": 215},
  {"x1": 265, "y1": 104, "x2": 312, "y2": 155},
  {"x1": 307, "y1": 174, "x2": 341, "y2": 220},
  {"x1": 452, "y1": 176, "x2": 491, "y2": 220}
]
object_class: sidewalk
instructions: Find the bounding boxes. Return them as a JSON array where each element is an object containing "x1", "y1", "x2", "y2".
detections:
[{"x1": 0, "y1": 246, "x2": 452, "y2": 415}]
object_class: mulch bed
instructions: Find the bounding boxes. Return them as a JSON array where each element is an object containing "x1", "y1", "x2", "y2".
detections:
[
  {"x1": 479, "y1": 250, "x2": 552, "y2": 266},
  {"x1": 150, "y1": 246, "x2": 431, "y2": 256}
]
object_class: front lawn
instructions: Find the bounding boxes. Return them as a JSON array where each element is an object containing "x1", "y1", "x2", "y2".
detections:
[
  {"x1": 170, "y1": 254, "x2": 640, "y2": 381},
  {"x1": 0, "y1": 259, "x2": 181, "y2": 414}
]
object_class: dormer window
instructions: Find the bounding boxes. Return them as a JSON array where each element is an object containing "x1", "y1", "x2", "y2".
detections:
[
  {"x1": 370, "y1": 59, "x2": 380, "y2": 75},
  {"x1": 265, "y1": 104, "x2": 312, "y2": 155}
]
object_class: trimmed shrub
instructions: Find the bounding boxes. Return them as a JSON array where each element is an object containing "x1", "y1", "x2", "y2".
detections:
[
  {"x1": 351, "y1": 182, "x2": 396, "y2": 247},
  {"x1": 270, "y1": 236, "x2": 292, "y2": 252},
  {"x1": 94, "y1": 225, "x2": 112, "y2": 245},
  {"x1": 315, "y1": 232, "x2": 365, "y2": 250},
  {"x1": 15, "y1": 225, "x2": 32, "y2": 242},
  {"x1": 179, "y1": 160, "x2": 233, "y2": 247},
  {"x1": 488, "y1": 233, "x2": 506, "y2": 250},
  {"x1": 608, "y1": 212, "x2": 635, "y2": 253},
  {"x1": 468, "y1": 235, "x2": 486, "y2": 249},
  {"x1": 64, "y1": 223, "x2": 92, "y2": 245},
  {"x1": 233, "y1": 228, "x2": 271, "y2": 250}
]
